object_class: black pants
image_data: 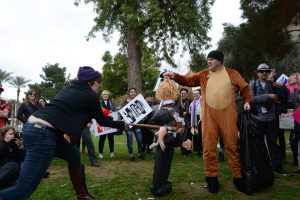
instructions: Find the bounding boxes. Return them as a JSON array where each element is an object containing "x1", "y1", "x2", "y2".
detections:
[
  {"x1": 193, "y1": 118, "x2": 202, "y2": 154},
  {"x1": 181, "y1": 128, "x2": 192, "y2": 155},
  {"x1": 141, "y1": 127, "x2": 154, "y2": 153},
  {"x1": 152, "y1": 143, "x2": 175, "y2": 189},
  {"x1": 257, "y1": 119, "x2": 283, "y2": 172},
  {"x1": 0, "y1": 161, "x2": 20, "y2": 188},
  {"x1": 98, "y1": 133, "x2": 114, "y2": 153},
  {"x1": 277, "y1": 128, "x2": 286, "y2": 161}
]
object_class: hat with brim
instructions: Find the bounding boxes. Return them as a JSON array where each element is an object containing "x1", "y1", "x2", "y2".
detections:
[{"x1": 256, "y1": 63, "x2": 271, "y2": 72}]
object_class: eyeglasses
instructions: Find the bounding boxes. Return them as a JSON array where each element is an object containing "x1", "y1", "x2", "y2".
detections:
[
  {"x1": 30, "y1": 93, "x2": 36, "y2": 96},
  {"x1": 257, "y1": 71, "x2": 270, "y2": 74}
]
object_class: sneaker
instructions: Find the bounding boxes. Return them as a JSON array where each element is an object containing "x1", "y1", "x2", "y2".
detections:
[
  {"x1": 129, "y1": 156, "x2": 135, "y2": 161},
  {"x1": 110, "y1": 152, "x2": 115, "y2": 158},
  {"x1": 99, "y1": 153, "x2": 104, "y2": 159},
  {"x1": 274, "y1": 169, "x2": 292, "y2": 176},
  {"x1": 294, "y1": 169, "x2": 300, "y2": 176},
  {"x1": 91, "y1": 161, "x2": 100, "y2": 167},
  {"x1": 138, "y1": 155, "x2": 145, "y2": 160}
]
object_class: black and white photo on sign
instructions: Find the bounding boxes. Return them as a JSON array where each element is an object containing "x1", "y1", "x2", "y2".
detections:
[
  {"x1": 119, "y1": 94, "x2": 152, "y2": 124},
  {"x1": 153, "y1": 66, "x2": 187, "y2": 91}
]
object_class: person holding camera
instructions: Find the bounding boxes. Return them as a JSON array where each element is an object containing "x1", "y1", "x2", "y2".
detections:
[
  {"x1": 250, "y1": 63, "x2": 290, "y2": 176},
  {"x1": 0, "y1": 126, "x2": 24, "y2": 189}
]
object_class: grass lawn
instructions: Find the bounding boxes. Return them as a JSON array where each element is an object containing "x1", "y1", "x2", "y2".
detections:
[{"x1": 28, "y1": 133, "x2": 300, "y2": 200}]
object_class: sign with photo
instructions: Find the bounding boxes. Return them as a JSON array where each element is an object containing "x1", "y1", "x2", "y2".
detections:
[
  {"x1": 90, "y1": 119, "x2": 118, "y2": 136},
  {"x1": 119, "y1": 94, "x2": 152, "y2": 124}
]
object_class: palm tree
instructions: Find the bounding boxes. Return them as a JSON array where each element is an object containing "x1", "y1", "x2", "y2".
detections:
[
  {"x1": 9, "y1": 76, "x2": 31, "y2": 126},
  {"x1": 9, "y1": 75, "x2": 31, "y2": 105},
  {"x1": 0, "y1": 68, "x2": 13, "y2": 85}
]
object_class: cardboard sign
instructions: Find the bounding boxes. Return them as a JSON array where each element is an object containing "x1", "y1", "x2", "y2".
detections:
[
  {"x1": 119, "y1": 94, "x2": 152, "y2": 124},
  {"x1": 279, "y1": 109, "x2": 295, "y2": 129},
  {"x1": 90, "y1": 119, "x2": 118, "y2": 136}
]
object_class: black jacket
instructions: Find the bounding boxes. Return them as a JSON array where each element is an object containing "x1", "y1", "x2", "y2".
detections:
[
  {"x1": 0, "y1": 141, "x2": 24, "y2": 166},
  {"x1": 17, "y1": 102, "x2": 42, "y2": 123},
  {"x1": 33, "y1": 80, "x2": 125, "y2": 144}
]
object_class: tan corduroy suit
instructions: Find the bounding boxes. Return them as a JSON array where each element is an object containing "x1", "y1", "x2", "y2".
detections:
[{"x1": 173, "y1": 67, "x2": 252, "y2": 178}]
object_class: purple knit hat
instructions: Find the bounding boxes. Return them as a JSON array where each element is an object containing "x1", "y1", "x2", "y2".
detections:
[{"x1": 77, "y1": 66, "x2": 101, "y2": 82}]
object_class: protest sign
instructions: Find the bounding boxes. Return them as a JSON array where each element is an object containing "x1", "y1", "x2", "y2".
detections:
[
  {"x1": 279, "y1": 109, "x2": 294, "y2": 129},
  {"x1": 119, "y1": 94, "x2": 152, "y2": 124},
  {"x1": 276, "y1": 74, "x2": 289, "y2": 84},
  {"x1": 90, "y1": 119, "x2": 118, "y2": 136},
  {"x1": 292, "y1": 106, "x2": 300, "y2": 124}
]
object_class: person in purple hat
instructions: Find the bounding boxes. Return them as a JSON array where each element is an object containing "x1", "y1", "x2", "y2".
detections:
[{"x1": 0, "y1": 66, "x2": 126, "y2": 200}]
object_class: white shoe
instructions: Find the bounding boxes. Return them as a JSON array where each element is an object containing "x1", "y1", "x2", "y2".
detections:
[
  {"x1": 99, "y1": 153, "x2": 104, "y2": 159},
  {"x1": 110, "y1": 152, "x2": 115, "y2": 158}
]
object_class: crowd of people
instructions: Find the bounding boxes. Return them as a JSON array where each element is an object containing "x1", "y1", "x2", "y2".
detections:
[{"x1": 0, "y1": 50, "x2": 299, "y2": 199}]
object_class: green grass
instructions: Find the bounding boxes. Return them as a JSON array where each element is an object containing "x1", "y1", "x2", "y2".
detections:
[{"x1": 28, "y1": 133, "x2": 300, "y2": 200}]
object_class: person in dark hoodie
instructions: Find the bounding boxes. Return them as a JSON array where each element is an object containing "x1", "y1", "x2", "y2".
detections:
[
  {"x1": 0, "y1": 66, "x2": 125, "y2": 200},
  {"x1": 0, "y1": 126, "x2": 24, "y2": 189}
]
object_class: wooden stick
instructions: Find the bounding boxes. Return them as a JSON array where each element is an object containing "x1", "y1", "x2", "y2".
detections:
[
  {"x1": 127, "y1": 123, "x2": 161, "y2": 129},
  {"x1": 127, "y1": 123, "x2": 179, "y2": 131}
]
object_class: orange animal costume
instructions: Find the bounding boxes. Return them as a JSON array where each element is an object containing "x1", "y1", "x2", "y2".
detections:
[{"x1": 173, "y1": 67, "x2": 252, "y2": 179}]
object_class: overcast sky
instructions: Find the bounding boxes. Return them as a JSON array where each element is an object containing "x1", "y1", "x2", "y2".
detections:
[{"x1": 0, "y1": 0, "x2": 243, "y2": 100}]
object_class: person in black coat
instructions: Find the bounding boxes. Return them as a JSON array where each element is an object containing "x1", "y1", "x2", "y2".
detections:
[
  {"x1": 17, "y1": 89, "x2": 42, "y2": 124},
  {"x1": 0, "y1": 66, "x2": 125, "y2": 200},
  {"x1": 0, "y1": 126, "x2": 25, "y2": 189}
]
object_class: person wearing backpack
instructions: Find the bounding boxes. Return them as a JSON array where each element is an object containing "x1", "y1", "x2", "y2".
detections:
[{"x1": 250, "y1": 63, "x2": 290, "y2": 176}]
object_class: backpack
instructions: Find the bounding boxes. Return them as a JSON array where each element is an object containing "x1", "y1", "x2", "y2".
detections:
[{"x1": 0, "y1": 99, "x2": 11, "y2": 125}]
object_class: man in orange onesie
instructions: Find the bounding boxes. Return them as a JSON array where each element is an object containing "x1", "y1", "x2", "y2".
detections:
[{"x1": 164, "y1": 50, "x2": 252, "y2": 193}]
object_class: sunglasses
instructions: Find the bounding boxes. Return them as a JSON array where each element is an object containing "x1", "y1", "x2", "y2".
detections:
[{"x1": 257, "y1": 71, "x2": 270, "y2": 74}]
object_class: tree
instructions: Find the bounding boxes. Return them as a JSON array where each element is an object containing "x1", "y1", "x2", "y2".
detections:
[
  {"x1": 188, "y1": 53, "x2": 208, "y2": 73},
  {"x1": 29, "y1": 63, "x2": 70, "y2": 99},
  {"x1": 101, "y1": 50, "x2": 160, "y2": 97},
  {"x1": 217, "y1": 0, "x2": 300, "y2": 79},
  {"x1": 75, "y1": 0, "x2": 213, "y2": 93},
  {"x1": 239, "y1": 0, "x2": 300, "y2": 58},
  {"x1": 8, "y1": 76, "x2": 31, "y2": 105},
  {"x1": 0, "y1": 68, "x2": 13, "y2": 85}
]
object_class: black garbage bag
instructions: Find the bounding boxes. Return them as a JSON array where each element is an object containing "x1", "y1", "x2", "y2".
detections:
[{"x1": 239, "y1": 111, "x2": 274, "y2": 195}]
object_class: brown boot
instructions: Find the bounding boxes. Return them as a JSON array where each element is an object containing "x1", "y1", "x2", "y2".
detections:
[{"x1": 68, "y1": 166, "x2": 97, "y2": 200}]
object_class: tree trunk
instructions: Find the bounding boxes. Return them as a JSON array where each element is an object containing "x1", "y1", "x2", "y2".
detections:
[{"x1": 127, "y1": 24, "x2": 142, "y2": 93}]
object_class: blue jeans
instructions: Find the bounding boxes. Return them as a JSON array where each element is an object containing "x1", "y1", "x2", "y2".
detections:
[
  {"x1": 0, "y1": 123, "x2": 81, "y2": 200},
  {"x1": 81, "y1": 127, "x2": 97, "y2": 163},
  {"x1": 125, "y1": 127, "x2": 143, "y2": 157}
]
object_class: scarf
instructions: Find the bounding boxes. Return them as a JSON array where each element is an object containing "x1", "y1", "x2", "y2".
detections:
[{"x1": 190, "y1": 97, "x2": 201, "y2": 134}]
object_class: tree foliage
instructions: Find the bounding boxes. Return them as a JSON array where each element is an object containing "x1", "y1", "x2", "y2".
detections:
[
  {"x1": 75, "y1": 0, "x2": 213, "y2": 92},
  {"x1": 28, "y1": 63, "x2": 70, "y2": 100},
  {"x1": 0, "y1": 68, "x2": 13, "y2": 85},
  {"x1": 101, "y1": 50, "x2": 160, "y2": 97},
  {"x1": 188, "y1": 53, "x2": 208, "y2": 72},
  {"x1": 218, "y1": 0, "x2": 300, "y2": 79},
  {"x1": 9, "y1": 76, "x2": 31, "y2": 104}
]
